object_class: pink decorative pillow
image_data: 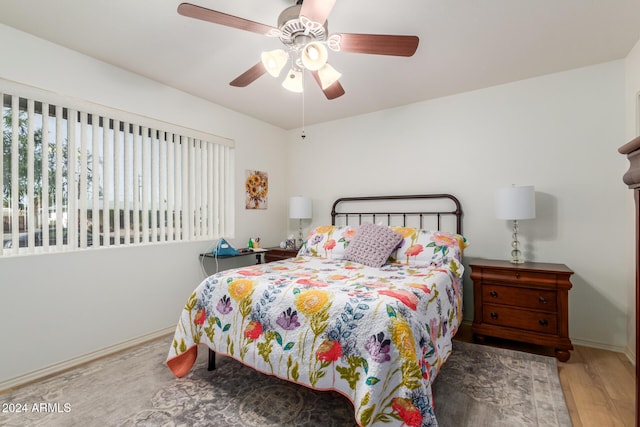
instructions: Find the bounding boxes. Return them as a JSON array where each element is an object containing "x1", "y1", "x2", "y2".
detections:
[
  {"x1": 343, "y1": 223, "x2": 403, "y2": 268},
  {"x1": 297, "y1": 225, "x2": 358, "y2": 259}
]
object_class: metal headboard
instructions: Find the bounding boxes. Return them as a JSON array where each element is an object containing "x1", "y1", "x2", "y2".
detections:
[{"x1": 330, "y1": 194, "x2": 463, "y2": 234}]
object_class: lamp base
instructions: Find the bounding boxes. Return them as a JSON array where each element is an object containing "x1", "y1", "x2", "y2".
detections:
[
  {"x1": 297, "y1": 219, "x2": 304, "y2": 250},
  {"x1": 509, "y1": 220, "x2": 525, "y2": 264}
]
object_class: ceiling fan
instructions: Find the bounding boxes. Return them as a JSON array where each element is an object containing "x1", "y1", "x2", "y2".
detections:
[{"x1": 177, "y1": 0, "x2": 419, "y2": 100}]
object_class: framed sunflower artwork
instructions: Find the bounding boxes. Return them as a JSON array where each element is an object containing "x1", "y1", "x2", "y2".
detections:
[{"x1": 245, "y1": 170, "x2": 268, "y2": 209}]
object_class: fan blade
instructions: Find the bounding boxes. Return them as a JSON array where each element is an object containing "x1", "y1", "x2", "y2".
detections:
[
  {"x1": 331, "y1": 33, "x2": 419, "y2": 57},
  {"x1": 178, "y1": 3, "x2": 277, "y2": 36},
  {"x1": 310, "y1": 71, "x2": 345, "y2": 100},
  {"x1": 230, "y1": 62, "x2": 267, "y2": 87},
  {"x1": 299, "y1": 0, "x2": 336, "y2": 25}
]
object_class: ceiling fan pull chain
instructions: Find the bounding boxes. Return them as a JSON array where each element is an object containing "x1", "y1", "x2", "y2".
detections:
[{"x1": 301, "y1": 71, "x2": 306, "y2": 140}]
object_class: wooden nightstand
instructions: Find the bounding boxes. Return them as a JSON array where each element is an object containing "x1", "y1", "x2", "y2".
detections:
[
  {"x1": 264, "y1": 247, "x2": 299, "y2": 263},
  {"x1": 470, "y1": 258, "x2": 574, "y2": 362}
]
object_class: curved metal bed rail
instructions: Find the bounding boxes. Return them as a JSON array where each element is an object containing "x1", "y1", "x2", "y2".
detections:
[{"x1": 330, "y1": 194, "x2": 463, "y2": 234}]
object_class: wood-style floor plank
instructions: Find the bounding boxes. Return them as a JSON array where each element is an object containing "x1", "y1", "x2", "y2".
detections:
[
  {"x1": 561, "y1": 346, "x2": 633, "y2": 426},
  {"x1": 558, "y1": 362, "x2": 582, "y2": 426}
]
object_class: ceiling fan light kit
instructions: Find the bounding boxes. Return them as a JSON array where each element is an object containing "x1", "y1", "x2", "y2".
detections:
[
  {"x1": 177, "y1": 0, "x2": 419, "y2": 100},
  {"x1": 282, "y1": 69, "x2": 304, "y2": 93},
  {"x1": 316, "y1": 63, "x2": 341, "y2": 90},
  {"x1": 261, "y1": 49, "x2": 288, "y2": 77},
  {"x1": 301, "y1": 41, "x2": 328, "y2": 71}
]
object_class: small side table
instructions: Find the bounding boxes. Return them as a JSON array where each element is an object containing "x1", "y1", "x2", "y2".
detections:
[
  {"x1": 470, "y1": 258, "x2": 574, "y2": 362},
  {"x1": 199, "y1": 250, "x2": 268, "y2": 277},
  {"x1": 199, "y1": 250, "x2": 265, "y2": 265},
  {"x1": 265, "y1": 247, "x2": 299, "y2": 263}
]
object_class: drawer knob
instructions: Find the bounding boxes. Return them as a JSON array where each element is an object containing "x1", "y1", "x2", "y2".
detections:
[
  {"x1": 539, "y1": 319, "x2": 549, "y2": 327},
  {"x1": 490, "y1": 312, "x2": 499, "y2": 319},
  {"x1": 489, "y1": 291, "x2": 498, "y2": 298},
  {"x1": 515, "y1": 272, "x2": 520, "y2": 279},
  {"x1": 538, "y1": 296, "x2": 547, "y2": 304}
]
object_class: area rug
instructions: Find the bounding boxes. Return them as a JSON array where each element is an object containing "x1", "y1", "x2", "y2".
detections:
[{"x1": 0, "y1": 337, "x2": 571, "y2": 427}]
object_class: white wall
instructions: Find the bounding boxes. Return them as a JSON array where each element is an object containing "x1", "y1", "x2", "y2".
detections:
[
  {"x1": 623, "y1": 39, "x2": 640, "y2": 361},
  {"x1": 286, "y1": 61, "x2": 630, "y2": 352},
  {"x1": 0, "y1": 24, "x2": 288, "y2": 387}
]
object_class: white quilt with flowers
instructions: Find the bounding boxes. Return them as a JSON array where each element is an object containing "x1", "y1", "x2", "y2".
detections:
[{"x1": 166, "y1": 255, "x2": 463, "y2": 427}]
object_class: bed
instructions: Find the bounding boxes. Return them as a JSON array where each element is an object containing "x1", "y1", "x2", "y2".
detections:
[{"x1": 166, "y1": 194, "x2": 466, "y2": 427}]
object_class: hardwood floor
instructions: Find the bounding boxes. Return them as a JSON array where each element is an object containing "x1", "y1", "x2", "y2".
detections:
[{"x1": 455, "y1": 323, "x2": 636, "y2": 426}]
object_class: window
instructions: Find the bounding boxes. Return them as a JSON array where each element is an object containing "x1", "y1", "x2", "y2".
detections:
[{"x1": 1, "y1": 80, "x2": 234, "y2": 255}]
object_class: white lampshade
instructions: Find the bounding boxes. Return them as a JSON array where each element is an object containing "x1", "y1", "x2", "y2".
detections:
[
  {"x1": 282, "y1": 69, "x2": 304, "y2": 93},
  {"x1": 496, "y1": 185, "x2": 536, "y2": 220},
  {"x1": 317, "y1": 63, "x2": 342, "y2": 90},
  {"x1": 261, "y1": 49, "x2": 288, "y2": 77},
  {"x1": 301, "y1": 41, "x2": 328, "y2": 71},
  {"x1": 289, "y1": 196, "x2": 312, "y2": 219}
]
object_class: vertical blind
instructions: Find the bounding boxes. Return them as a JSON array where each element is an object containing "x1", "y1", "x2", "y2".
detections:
[{"x1": 1, "y1": 79, "x2": 234, "y2": 256}]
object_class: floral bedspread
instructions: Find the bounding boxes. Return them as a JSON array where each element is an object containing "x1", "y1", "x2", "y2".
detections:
[{"x1": 166, "y1": 256, "x2": 464, "y2": 427}]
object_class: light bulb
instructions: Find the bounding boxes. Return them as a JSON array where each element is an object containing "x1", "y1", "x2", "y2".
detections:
[
  {"x1": 301, "y1": 42, "x2": 328, "y2": 71},
  {"x1": 308, "y1": 46, "x2": 319, "y2": 60}
]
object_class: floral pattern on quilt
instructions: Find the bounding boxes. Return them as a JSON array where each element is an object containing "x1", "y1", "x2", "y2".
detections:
[{"x1": 167, "y1": 256, "x2": 463, "y2": 427}]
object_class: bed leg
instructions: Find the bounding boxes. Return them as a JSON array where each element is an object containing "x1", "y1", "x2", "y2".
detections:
[{"x1": 208, "y1": 349, "x2": 216, "y2": 371}]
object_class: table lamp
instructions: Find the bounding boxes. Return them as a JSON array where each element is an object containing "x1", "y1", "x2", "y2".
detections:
[
  {"x1": 495, "y1": 185, "x2": 535, "y2": 263},
  {"x1": 289, "y1": 196, "x2": 312, "y2": 248}
]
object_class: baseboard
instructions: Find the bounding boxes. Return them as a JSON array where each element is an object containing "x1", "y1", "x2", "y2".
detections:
[
  {"x1": 624, "y1": 347, "x2": 636, "y2": 366},
  {"x1": 571, "y1": 338, "x2": 636, "y2": 365},
  {"x1": 0, "y1": 326, "x2": 175, "y2": 393}
]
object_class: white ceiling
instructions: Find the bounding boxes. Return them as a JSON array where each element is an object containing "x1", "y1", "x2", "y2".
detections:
[{"x1": 1, "y1": 0, "x2": 639, "y2": 130}]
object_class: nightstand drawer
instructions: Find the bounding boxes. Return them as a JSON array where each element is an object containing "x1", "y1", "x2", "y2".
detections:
[
  {"x1": 265, "y1": 248, "x2": 299, "y2": 263},
  {"x1": 482, "y1": 285, "x2": 557, "y2": 312},
  {"x1": 483, "y1": 304, "x2": 558, "y2": 334},
  {"x1": 480, "y1": 268, "x2": 557, "y2": 286}
]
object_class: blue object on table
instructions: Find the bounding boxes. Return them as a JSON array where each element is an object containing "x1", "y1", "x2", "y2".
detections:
[{"x1": 212, "y1": 238, "x2": 239, "y2": 257}]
